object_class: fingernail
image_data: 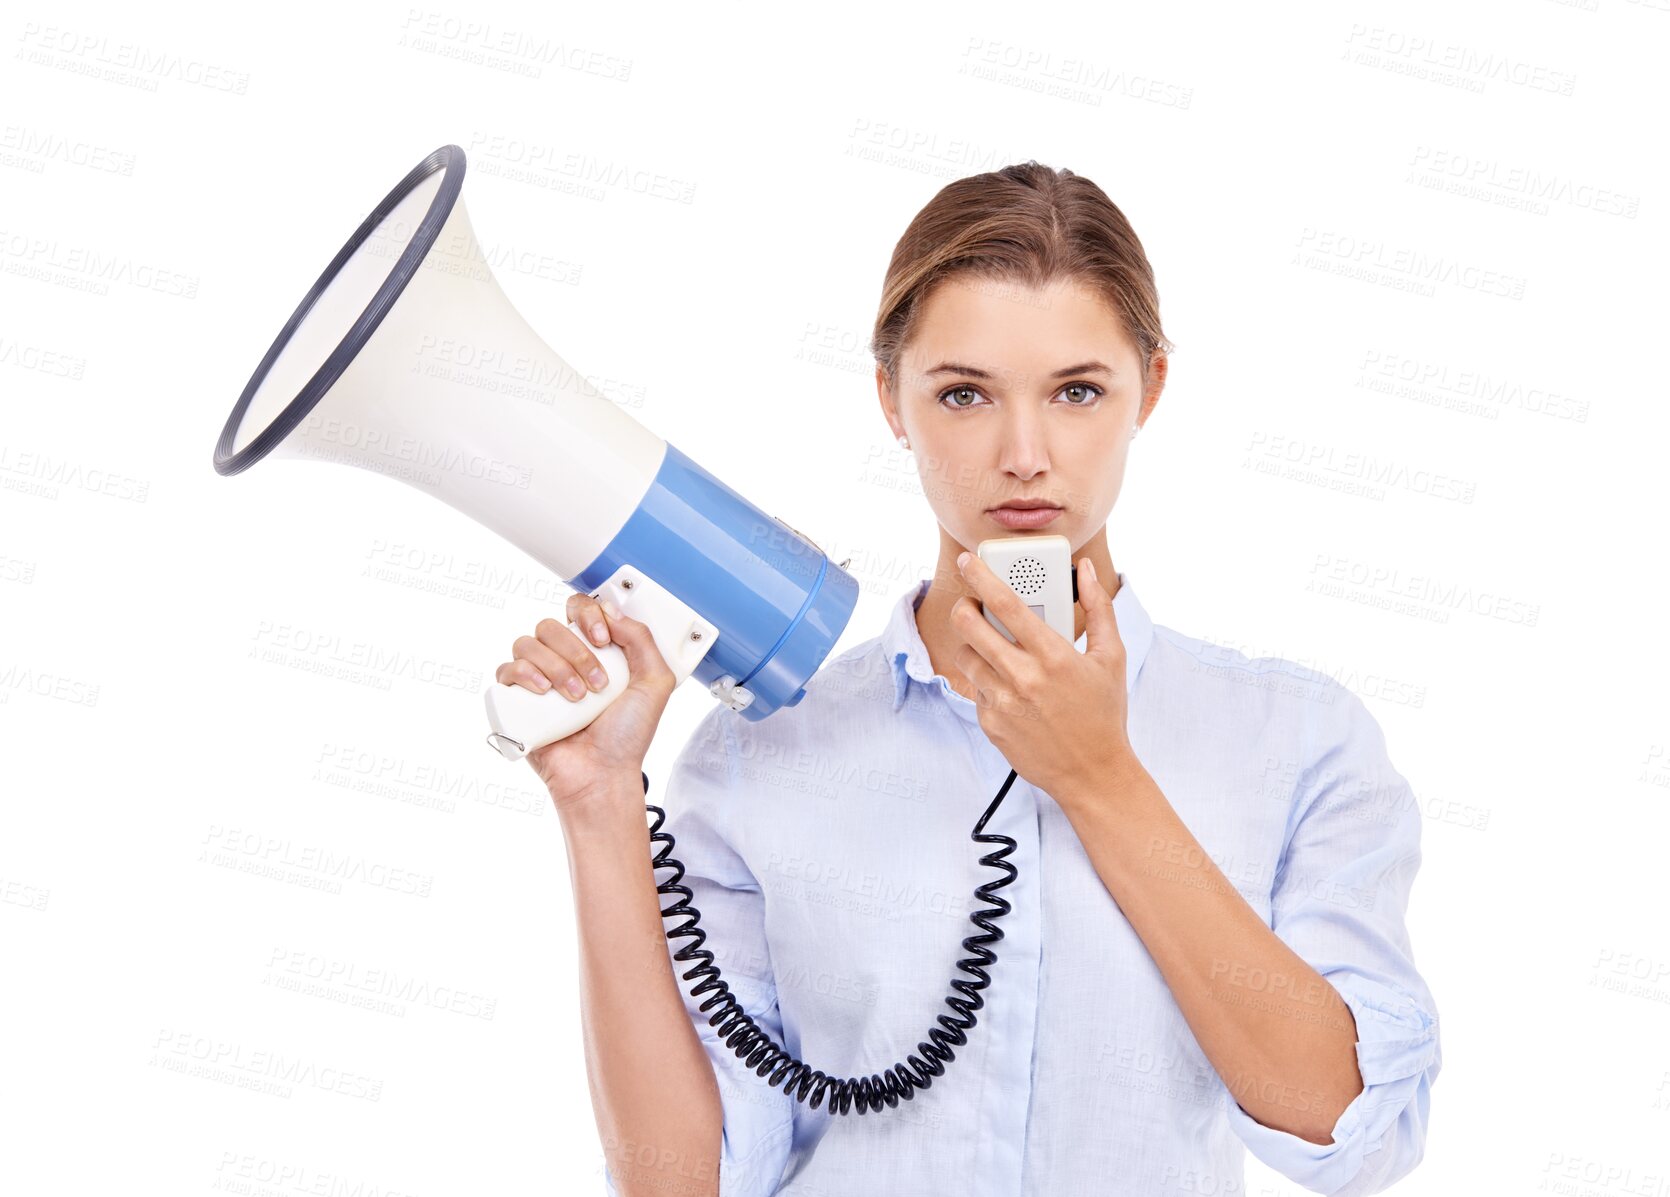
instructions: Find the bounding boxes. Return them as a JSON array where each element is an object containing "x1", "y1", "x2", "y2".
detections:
[
  {"x1": 591, "y1": 622, "x2": 607, "y2": 645},
  {"x1": 534, "y1": 674, "x2": 551, "y2": 691},
  {"x1": 588, "y1": 667, "x2": 607, "y2": 690},
  {"x1": 565, "y1": 677, "x2": 585, "y2": 698},
  {"x1": 602, "y1": 599, "x2": 620, "y2": 618},
  {"x1": 957, "y1": 551, "x2": 970, "y2": 570},
  {"x1": 1083, "y1": 559, "x2": 1097, "y2": 584}
]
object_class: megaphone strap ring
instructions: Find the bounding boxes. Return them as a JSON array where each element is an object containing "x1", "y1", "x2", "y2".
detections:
[{"x1": 213, "y1": 144, "x2": 466, "y2": 476}]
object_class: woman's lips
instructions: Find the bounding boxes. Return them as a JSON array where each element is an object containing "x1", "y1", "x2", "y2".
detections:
[{"x1": 987, "y1": 506, "x2": 1062, "y2": 528}]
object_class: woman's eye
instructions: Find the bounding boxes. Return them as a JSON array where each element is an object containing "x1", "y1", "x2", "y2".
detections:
[
  {"x1": 935, "y1": 382, "x2": 1103, "y2": 409},
  {"x1": 938, "y1": 386, "x2": 985, "y2": 409}
]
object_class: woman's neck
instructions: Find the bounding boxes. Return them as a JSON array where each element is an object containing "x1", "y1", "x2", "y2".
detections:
[{"x1": 913, "y1": 528, "x2": 1118, "y2": 702}]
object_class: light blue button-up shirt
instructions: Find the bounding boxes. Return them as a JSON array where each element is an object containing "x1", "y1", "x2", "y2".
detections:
[{"x1": 604, "y1": 572, "x2": 1440, "y2": 1197}]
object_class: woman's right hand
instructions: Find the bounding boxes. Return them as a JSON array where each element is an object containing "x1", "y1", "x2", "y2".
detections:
[{"x1": 494, "y1": 590, "x2": 677, "y2": 813}]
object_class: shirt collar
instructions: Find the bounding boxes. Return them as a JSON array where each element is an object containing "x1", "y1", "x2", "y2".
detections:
[{"x1": 885, "y1": 570, "x2": 1155, "y2": 712}]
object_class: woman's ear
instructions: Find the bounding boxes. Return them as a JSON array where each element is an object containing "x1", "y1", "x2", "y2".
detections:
[
  {"x1": 1139, "y1": 352, "x2": 1168, "y2": 425},
  {"x1": 875, "y1": 364, "x2": 904, "y2": 442}
]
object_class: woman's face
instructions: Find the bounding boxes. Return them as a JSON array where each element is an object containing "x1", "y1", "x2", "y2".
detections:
[{"x1": 877, "y1": 274, "x2": 1164, "y2": 555}]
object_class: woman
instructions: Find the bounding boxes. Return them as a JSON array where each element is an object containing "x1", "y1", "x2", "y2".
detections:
[{"x1": 496, "y1": 163, "x2": 1441, "y2": 1197}]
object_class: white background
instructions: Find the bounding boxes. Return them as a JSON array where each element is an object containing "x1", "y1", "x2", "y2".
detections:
[{"x1": 2, "y1": 1, "x2": 1666, "y2": 1194}]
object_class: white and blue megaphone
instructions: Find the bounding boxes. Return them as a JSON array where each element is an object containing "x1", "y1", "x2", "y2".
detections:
[{"x1": 213, "y1": 144, "x2": 859, "y2": 762}]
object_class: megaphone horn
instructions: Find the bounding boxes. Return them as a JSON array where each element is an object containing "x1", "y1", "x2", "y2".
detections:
[{"x1": 214, "y1": 144, "x2": 858, "y2": 761}]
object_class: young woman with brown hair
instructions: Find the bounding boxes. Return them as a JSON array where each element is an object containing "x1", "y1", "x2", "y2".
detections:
[{"x1": 497, "y1": 162, "x2": 1440, "y2": 1197}]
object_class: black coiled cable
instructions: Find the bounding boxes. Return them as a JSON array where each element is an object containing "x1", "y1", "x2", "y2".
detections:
[{"x1": 640, "y1": 766, "x2": 1021, "y2": 1116}]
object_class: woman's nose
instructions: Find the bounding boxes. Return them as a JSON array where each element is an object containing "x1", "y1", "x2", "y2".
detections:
[{"x1": 998, "y1": 418, "x2": 1050, "y2": 477}]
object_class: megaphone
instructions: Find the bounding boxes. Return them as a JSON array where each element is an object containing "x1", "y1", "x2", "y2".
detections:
[{"x1": 213, "y1": 144, "x2": 859, "y2": 762}]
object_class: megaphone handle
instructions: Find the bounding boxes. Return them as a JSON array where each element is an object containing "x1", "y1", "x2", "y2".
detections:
[
  {"x1": 482, "y1": 567, "x2": 717, "y2": 762},
  {"x1": 482, "y1": 635, "x2": 629, "y2": 761}
]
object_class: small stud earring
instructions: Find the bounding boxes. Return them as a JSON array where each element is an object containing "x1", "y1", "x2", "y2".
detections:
[
  {"x1": 1131, "y1": 423, "x2": 1141, "y2": 439},
  {"x1": 898, "y1": 435, "x2": 911, "y2": 450}
]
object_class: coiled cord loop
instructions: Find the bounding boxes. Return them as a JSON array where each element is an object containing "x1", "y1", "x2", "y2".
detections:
[{"x1": 643, "y1": 768, "x2": 1021, "y2": 1115}]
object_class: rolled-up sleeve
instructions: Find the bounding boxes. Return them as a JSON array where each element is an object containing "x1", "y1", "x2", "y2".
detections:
[
  {"x1": 1224, "y1": 683, "x2": 1442, "y2": 1197},
  {"x1": 604, "y1": 708, "x2": 796, "y2": 1197}
]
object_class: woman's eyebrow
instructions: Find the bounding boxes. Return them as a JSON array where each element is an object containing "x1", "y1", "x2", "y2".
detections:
[
  {"x1": 1049, "y1": 360, "x2": 1115, "y2": 378},
  {"x1": 924, "y1": 360, "x2": 1116, "y2": 379}
]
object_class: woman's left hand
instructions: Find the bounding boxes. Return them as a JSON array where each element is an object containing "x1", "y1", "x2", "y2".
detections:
[{"x1": 950, "y1": 551, "x2": 1136, "y2": 799}]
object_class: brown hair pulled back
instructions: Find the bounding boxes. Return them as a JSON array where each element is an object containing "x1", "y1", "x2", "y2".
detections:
[{"x1": 870, "y1": 162, "x2": 1174, "y2": 392}]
